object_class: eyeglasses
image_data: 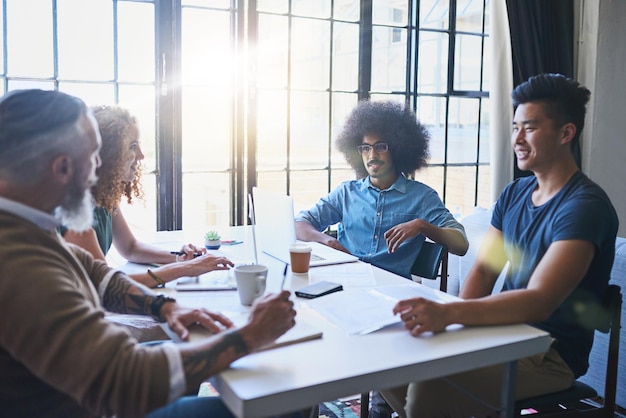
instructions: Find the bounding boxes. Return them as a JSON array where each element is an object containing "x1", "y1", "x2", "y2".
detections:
[{"x1": 356, "y1": 142, "x2": 389, "y2": 155}]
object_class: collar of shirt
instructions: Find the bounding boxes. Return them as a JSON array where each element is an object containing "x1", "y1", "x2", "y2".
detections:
[
  {"x1": 361, "y1": 174, "x2": 409, "y2": 193},
  {"x1": 0, "y1": 196, "x2": 61, "y2": 231}
]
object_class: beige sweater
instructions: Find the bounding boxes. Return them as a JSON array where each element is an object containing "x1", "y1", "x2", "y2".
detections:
[{"x1": 0, "y1": 210, "x2": 177, "y2": 418}]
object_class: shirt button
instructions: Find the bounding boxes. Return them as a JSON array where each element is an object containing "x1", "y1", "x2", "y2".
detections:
[
  {"x1": 376, "y1": 212, "x2": 380, "y2": 216},
  {"x1": 374, "y1": 235, "x2": 378, "y2": 240}
]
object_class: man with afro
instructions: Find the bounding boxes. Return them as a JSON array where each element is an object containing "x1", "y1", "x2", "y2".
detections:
[{"x1": 296, "y1": 100, "x2": 468, "y2": 281}]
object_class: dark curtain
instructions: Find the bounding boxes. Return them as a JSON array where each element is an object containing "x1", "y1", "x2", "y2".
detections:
[{"x1": 506, "y1": 0, "x2": 577, "y2": 178}]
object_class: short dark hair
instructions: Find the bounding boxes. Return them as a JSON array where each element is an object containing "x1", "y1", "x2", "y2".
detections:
[
  {"x1": 0, "y1": 89, "x2": 88, "y2": 183},
  {"x1": 511, "y1": 73, "x2": 591, "y2": 147},
  {"x1": 335, "y1": 100, "x2": 430, "y2": 178}
]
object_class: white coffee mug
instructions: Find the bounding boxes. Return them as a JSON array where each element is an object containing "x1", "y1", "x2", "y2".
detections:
[{"x1": 234, "y1": 264, "x2": 268, "y2": 306}]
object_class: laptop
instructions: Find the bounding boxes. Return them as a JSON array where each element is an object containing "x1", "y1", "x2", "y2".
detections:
[{"x1": 251, "y1": 187, "x2": 358, "y2": 267}]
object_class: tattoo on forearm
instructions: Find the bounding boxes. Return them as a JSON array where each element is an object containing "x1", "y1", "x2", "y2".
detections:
[
  {"x1": 182, "y1": 330, "x2": 249, "y2": 386},
  {"x1": 102, "y1": 273, "x2": 155, "y2": 315}
]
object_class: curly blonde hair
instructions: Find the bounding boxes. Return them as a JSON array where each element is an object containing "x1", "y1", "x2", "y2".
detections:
[{"x1": 91, "y1": 105, "x2": 143, "y2": 212}]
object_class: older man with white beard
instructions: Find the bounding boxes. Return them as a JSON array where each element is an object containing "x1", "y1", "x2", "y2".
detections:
[{"x1": 0, "y1": 89, "x2": 298, "y2": 418}]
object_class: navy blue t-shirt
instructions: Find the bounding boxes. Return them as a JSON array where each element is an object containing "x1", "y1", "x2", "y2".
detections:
[{"x1": 492, "y1": 171, "x2": 618, "y2": 378}]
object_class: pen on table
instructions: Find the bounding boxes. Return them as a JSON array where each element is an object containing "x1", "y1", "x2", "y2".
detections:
[
  {"x1": 221, "y1": 240, "x2": 243, "y2": 246},
  {"x1": 281, "y1": 264, "x2": 288, "y2": 290},
  {"x1": 170, "y1": 251, "x2": 203, "y2": 258}
]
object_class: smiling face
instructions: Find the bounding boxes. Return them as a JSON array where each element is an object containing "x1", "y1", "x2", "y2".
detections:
[
  {"x1": 360, "y1": 134, "x2": 397, "y2": 189},
  {"x1": 122, "y1": 123, "x2": 144, "y2": 183},
  {"x1": 511, "y1": 102, "x2": 574, "y2": 174}
]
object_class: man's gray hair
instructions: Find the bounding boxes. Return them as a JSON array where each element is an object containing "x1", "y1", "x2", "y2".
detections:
[{"x1": 0, "y1": 89, "x2": 90, "y2": 184}]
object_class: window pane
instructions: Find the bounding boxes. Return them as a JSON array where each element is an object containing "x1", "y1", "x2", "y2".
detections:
[
  {"x1": 371, "y1": 26, "x2": 407, "y2": 93},
  {"x1": 58, "y1": 82, "x2": 115, "y2": 107},
  {"x1": 290, "y1": 91, "x2": 329, "y2": 169},
  {"x1": 8, "y1": 80, "x2": 54, "y2": 91},
  {"x1": 334, "y1": 0, "x2": 359, "y2": 22},
  {"x1": 420, "y1": 0, "x2": 449, "y2": 30},
  {"x1": 257, "y1": 89, "x2": 288, "y2": 171},
  {"x1": 290, "y1": 170, "x2": 332, "y2": 214},
  {"x1": 454, "y1": 34, "x2": 483, "y2": 91},
  {"x1": 373, "y1": 0, "x2": 407, "y2": 26},
  {"x1": 257, "y1": 0, "x2": 288, "y2": 14},
  {"x1": 293, "y1": 0, "x2": 330, "y2": 19},
  {"x1": 182, "y1": 173, "x2": 231, "y2": 230},
  {"x1": 7, "y1": 0, "x2": 53, "y2": 77},
  {"x1": 291, "y1": 18, "x2": 330, "y2": 90},
  {"x1": 118, "y1": 85, "x2": 157, "y2": 173},
  {"x1": 119, "y1": 173, "x2": 157, "y2": 232},
  {"x1": 57, "y1": 0, "x2": 113, "y2": 81},
  {"x1": 330, "y1": 92, "x2": 358, "y2": 168},
  {"x1": 482, "y1": 35, "x2": 491, "y2": 91},
  {"x1": 183, "y1": 0, "x2": 229, "y2": 7},
  {"x1": 477, "y1": 165, "x2": 492, "y2": 208},
  {"x1": 456, "y1": 0, "x2": 485, "y2": 33},
  {"x1": 417, "y1": 31, "x2": 448, "y2": 94},
  {"x1": 331, "y1": 168, "x2": 355, "y2": 189},
  {"x1": 257, "y1": 171, "x2": 288, "y2": 195},
  {"x1": 332, "y1": 22, "x2": 359, "y2": 91},
  {"x1": 448, "y1": 97, "x2": 479, "y2": 164},
  {"x1": 181, "y1": 85, "x2": 231, "y2": 172},
  {"x1": 118, "y1": 2, "x2": 155, "y2": 82},
  {"x1": 182, "y1": 8, "x2": 233, "y2": 87},
  {"x1": 479, "y1": 98, "x2": 490, "y2": 164},
  {"x1": 258, "y1": 14, "x2": 288, "y2": 89},
  {"x1": 415, "y1": 166, "x2": 444, "y2": 203},
  {"x1": 445, "y1": 166, "x2": 477, "y2": 216},
  {"x1": 417, "y1": 96, "x2": 446, "y2": 165}
]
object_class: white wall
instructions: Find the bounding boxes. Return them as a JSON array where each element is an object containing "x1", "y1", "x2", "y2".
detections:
[{"x1": 577, "y1": 0, "x2": 626, "y2": 237}]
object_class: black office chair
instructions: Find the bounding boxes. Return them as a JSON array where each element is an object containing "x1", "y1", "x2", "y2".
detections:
[
  {"x1": 360, "y1": 241, "x2": 449, "y2": 418},
  {"x1": 515, "y1": 284, "x2": 622, "y2": 417},
  {"x1": 410, "y1": 240, "x2": 449, "y2": 292}
]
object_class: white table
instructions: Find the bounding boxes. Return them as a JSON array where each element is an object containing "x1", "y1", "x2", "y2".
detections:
[{"x1": 112, "y1": 227, "x2": 551, "y2": 418}]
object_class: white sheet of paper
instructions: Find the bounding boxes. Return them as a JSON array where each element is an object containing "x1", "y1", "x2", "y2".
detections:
[
  {"x1": 302, "y1": 288, "x2": 399, "y2": 335},
  {"x1": 302, "y1": 284, "x2": 460, "y2": 335}
]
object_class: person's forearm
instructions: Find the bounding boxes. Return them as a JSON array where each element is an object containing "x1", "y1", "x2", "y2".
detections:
[
  {"x1": 418, "y1": 223, "x2": 468, "y2": 256},
  {"x1": 178, "y1": 328, "x2": 251, "y2": 392},
  {"x1": 131, "y1": 263, "x2": 192, "y2": 288},
  {"x1": 121, "y1": 241, "x2": 177, "y2": 265},
  {"x1": 295, "y1": 221, "x2": 327, "y2": 243},
  {"x1": 101, "y1": 273, "x2": 159, "y2": 315},
  {"x1": 445, "y1": 288, "x2": 557, "y2": 327}
]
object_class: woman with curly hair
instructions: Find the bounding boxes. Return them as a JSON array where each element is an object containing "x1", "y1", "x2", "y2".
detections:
[{"x1": 62, "y1": 105, "x2": 232, "y2": 288}]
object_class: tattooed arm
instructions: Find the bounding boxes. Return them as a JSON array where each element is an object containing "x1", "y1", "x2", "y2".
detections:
[
  {"x1": 177, "y1": 291, "x2": 296, "y2": 392},
  {"x1": 69, "y1": 244, "x2": 235, "y2": 337}
]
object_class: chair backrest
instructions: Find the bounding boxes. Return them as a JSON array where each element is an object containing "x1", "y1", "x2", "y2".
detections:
[
  {"x1": 516, "y1": 284, "x2": 622, "y2": 417},
  {"x1": 410, "y1": 241, "x2": 448, "y2": 292},
  {"x1": 600, "y1": 284, "x2": 622, "y2": 414}
]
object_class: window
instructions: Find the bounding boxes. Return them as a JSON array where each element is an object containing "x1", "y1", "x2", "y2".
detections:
[{"x1": 0, "y1": 0, "x2": 490, "y2": 234}]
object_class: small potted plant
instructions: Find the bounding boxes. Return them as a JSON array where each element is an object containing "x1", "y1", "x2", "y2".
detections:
[{"x1": 204, "y1": 230, "x2": 222, "y2": 250}]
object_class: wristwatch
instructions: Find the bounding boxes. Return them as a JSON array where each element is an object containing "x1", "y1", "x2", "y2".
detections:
[{"x1": 150, "y1": 293, "x2": 177, "y2": 322}]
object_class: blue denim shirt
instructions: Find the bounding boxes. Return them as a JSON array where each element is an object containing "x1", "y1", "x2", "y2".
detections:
[{"x1": 295, "y1": 175, "x2": 465, "y2": 278}]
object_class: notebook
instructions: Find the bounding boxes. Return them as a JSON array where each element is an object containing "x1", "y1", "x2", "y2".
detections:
[{"x1": 251, "y1": 187, "x2": 358, "y2": 267}]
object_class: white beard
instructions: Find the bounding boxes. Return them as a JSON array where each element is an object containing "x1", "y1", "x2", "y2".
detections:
[{"x1": 55, "y1": 180, "x2": 95, "y2": 232}]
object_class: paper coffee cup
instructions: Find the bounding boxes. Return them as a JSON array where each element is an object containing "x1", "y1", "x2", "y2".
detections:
[{"x1": 289, "y1": 244, "x2": 312, "y2": 274}]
